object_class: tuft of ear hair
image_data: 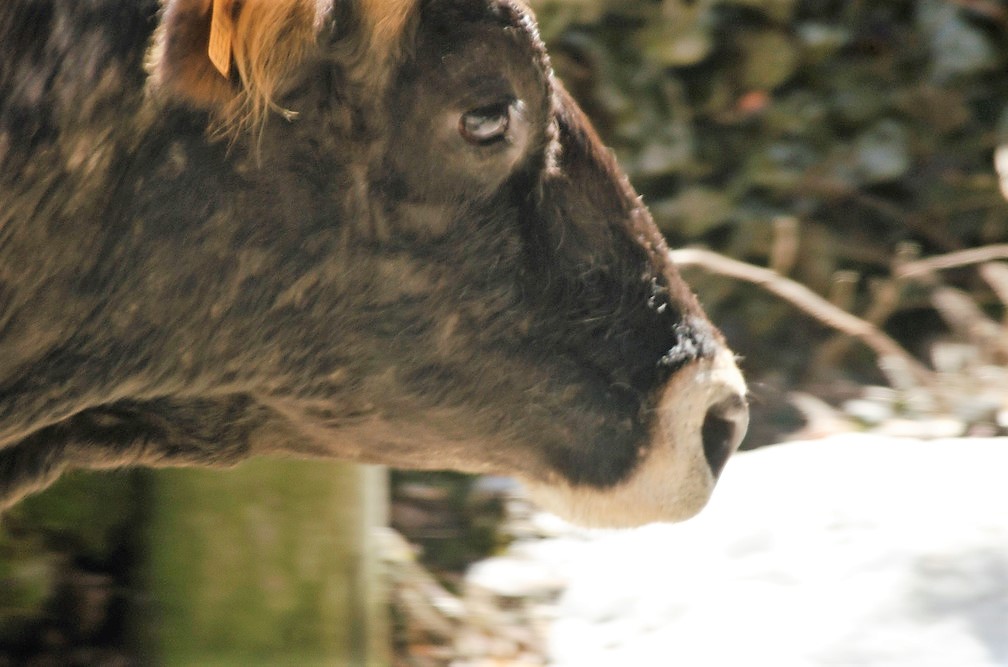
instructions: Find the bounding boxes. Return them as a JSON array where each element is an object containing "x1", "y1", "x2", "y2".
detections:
[
  {"x1": 147, "y1": 0, "x2": 327, "y2": 134},
  {"x1": 359, "y1": 0, "x2": 416, "y2": 53}
]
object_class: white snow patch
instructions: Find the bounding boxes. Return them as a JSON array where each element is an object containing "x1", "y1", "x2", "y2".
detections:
[{"x1": 486, "y1": 435, "x2": 1008, "y2": 666}]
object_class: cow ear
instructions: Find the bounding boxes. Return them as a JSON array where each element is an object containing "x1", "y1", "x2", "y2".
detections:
[{"x1": 147, "y1": 0, "x2": 327, "y2": 129}]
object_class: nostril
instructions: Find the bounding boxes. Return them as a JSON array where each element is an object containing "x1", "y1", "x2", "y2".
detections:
[{"x1": 701, "y1": 394, "x2": 749, "y2": 478}]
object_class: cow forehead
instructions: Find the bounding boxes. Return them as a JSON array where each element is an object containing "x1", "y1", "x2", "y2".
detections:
[
  {"x1": 409, "y1": 0, "x2": 543, "y2": 44},
  {"x1": 351, "y1": 0, "x2": 539, "y2": 48}
]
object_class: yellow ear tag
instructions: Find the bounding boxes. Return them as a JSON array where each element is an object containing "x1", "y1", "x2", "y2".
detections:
[{"x1": 208, "y1": 0, "x2": 233, "y2": 78}]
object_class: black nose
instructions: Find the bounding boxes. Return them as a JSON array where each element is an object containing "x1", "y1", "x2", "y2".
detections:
[{"x1": 701, "y1": 394, "x2": 749, "y2": 478}]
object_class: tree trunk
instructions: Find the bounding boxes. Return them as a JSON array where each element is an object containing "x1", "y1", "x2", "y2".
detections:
[{"x1": 141, "y1": 460, "x2": 389, "y2": 666}]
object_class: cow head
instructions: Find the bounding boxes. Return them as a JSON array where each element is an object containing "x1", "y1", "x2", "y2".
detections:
[{"x1": 2, "y1": 0, "x2": 746, "y2": 526}]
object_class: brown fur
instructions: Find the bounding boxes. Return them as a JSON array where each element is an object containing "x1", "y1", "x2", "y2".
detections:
[
  {"x1": 147, "y1": 0, "x2": 235, "y2": 108},
  {"x1": 359, "y1": 0, "x2": 417, "y2": 53},
  {"x1": 229, "y1": 0, "x2": 328, "y2": 129}
]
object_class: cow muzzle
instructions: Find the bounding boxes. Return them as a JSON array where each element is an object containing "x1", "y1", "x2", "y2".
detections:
[{"x1": 525, "y1": 349, "x2": 748, "y2": 528}]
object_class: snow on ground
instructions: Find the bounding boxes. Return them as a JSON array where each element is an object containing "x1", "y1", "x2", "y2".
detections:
[{"x1": 467, "y1": 435, "x2": 1008, "y2": 666}]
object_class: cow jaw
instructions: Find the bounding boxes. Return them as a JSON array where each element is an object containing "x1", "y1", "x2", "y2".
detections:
[{"x1": 523, "y1": 349, "x2": 748, "y2": 528}]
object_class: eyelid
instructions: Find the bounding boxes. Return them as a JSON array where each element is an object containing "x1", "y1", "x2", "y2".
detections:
[{"x1": 458, "y1": 74, "x2": 513, "y2": 105}]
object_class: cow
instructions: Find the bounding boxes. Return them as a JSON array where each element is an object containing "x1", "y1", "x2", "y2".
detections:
[{"x1": 0, "y1": 0, "x2": 748, "y2": 527}]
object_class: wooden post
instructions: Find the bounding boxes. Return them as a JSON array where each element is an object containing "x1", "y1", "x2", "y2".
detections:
[{"x1": 142, "y1": 460, "x2": 389, "y2": 666}]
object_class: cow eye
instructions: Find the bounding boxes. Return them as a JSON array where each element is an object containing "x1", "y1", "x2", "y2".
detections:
[{"x1": 459, "y1": 101, "x2": 513, "y2": 146}]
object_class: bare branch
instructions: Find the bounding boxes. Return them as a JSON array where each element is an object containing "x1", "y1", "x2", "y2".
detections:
[
  {"x1": 669, "y1": 248, "x2": 938, "y2": 388},
  {"x1": 895, "y1": 245, "x2": 1008, "y2": 279},
  {"x1": 979, "y1": 262, "x2": 1008, "y2": 309},
  {"x1": 931, "y1": 286, "x2": 1008, "y2": 361}
]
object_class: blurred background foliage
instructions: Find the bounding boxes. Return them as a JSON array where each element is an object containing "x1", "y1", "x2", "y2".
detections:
[
  {"x1": 532, "y1": 0, "x2": 1008, "y2": 443},
  {"x1": 0, "y1": 472, "x2": 145, "y2": 664}
]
